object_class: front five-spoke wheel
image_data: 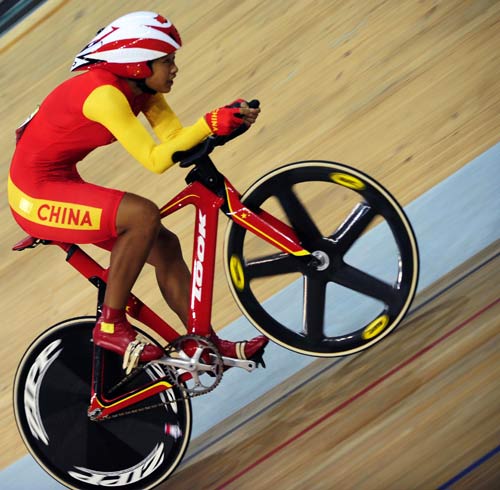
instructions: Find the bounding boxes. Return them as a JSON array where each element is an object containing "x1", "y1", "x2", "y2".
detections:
[{"x1": 224, "y1": 161, "x2": 419, "y2": 356}]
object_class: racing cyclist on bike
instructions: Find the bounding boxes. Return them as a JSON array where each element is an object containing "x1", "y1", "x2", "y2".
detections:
[{"x1": 8, "y1": 11, "x2": 268, "y2": 372}]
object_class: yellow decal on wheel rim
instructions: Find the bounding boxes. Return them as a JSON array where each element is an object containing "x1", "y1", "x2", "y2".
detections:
[
  {"x1": 330, "y1": 173, "x2": 366, "y2": 190},
  {"x1": 230, "y1": 255, "x2": 245, "y2": 291},
  {"x1": 362, "y1": 314, "x2": 389, "y2": 340}
]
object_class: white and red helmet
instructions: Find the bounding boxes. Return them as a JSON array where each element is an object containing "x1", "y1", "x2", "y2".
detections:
[{"x1": 71, "y1": 11, "x2": 181, "y2": 79}]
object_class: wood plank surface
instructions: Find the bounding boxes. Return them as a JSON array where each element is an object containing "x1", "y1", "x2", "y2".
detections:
[{"x1": 1, "y1": 1, "x2": 499, "y2": 482}]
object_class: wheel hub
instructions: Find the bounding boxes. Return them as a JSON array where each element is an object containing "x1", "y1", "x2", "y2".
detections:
[{"x1": 311, "y1": 250, "x2": 330, "y2": 271}]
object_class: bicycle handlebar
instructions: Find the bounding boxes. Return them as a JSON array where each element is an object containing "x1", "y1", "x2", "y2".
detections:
[{"x1": 174, "y1": 99, "x2": 260, "y2": 168}]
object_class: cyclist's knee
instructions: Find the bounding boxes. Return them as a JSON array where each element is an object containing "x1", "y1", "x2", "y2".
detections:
[
  {"x1": 140, "y1": 199, "x2": 161, "y2": 233},
  {"x1": 117, "y1": 194, "x2": 161, "y2": 236}
]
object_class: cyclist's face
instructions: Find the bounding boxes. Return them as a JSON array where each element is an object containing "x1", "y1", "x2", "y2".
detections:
[{"x1": 145, "y1": 54, "x2": 178, "y2": 93}]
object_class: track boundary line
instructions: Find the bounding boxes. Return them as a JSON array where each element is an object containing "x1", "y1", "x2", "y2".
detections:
[{"x1": 438, "y1": 444, "x2": 500, "y2": 489}]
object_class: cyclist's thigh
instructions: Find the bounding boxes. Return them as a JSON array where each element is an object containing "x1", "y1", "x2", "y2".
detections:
[{"x1": 8, "y1": 177, "x2": 125, "y2": 244}]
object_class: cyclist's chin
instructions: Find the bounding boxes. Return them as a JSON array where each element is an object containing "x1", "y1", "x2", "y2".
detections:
[{"x1": 160, "y1": 81, "x2": 174, "y2": 93}]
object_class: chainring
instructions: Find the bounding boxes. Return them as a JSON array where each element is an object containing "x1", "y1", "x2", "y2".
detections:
[{"x1": 165, "y1": 334, "x2": 224, "y2": 397}]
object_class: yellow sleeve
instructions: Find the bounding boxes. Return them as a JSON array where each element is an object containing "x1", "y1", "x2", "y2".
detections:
[
  {"x1": 82, "y1": 85, "x2": 212, "y2": 174},
  {"x1": 141, "y1": 93, "x2": 183, "y2": 141}
]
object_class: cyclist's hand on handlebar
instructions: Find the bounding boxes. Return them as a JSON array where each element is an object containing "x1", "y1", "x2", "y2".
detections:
[
  {"x1": 236, "y1": 99, "x2": 260, "y2": 126},
  {"x1": 174, "y1": 100, "x2": 260, "y2": 166},
  {"x1": 204, "y1": 99, "x2": 260, "y2": 136}
]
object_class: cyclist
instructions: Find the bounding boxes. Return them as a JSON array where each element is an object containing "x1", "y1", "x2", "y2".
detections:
[{"x1": 8, "y1": 11, "x2": 268, "y2": 372}]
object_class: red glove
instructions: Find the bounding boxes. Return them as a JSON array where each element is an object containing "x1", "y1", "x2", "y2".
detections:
[{"x1": 204, "y1": 99, "x2": 246, "y2": 136}]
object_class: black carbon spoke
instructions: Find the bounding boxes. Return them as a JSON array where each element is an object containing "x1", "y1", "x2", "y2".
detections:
[
  {"x1": 334, "y1": 263, "x2": 397, "y2": 306},
  {"x1": 302, "y1": 275, "x2": 327, "y2": 341},
  {"x1": 330, "y1": 202, "x2": 377, "y2": 255},
  {"x1": 275, "y1": 186, "x2": 322, "y2": 243},
  {"x1": 245, "y1": 252, "x2": 301, "y2": 280}
]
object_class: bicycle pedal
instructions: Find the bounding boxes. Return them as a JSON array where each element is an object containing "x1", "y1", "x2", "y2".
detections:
[
  {"x1": 217, "y1": 349, "x2": 267, "y2": 371},
  {"x1": 123, "y1": 341, "x2": 144, "y2": 374},
  {"x1": 249, "y1": 350, "x2": 266, "y2": 369}
]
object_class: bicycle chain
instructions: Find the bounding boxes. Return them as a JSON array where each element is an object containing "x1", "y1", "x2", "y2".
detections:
[
  {"x1": 97, "y1": 335, "x2": 223, "y2": 421},
  {"x1": 97, "y1": 394, "x2": 192, "y2": 421},
  {"x1": 98, "y1": 374, "x2": 209, "y2": 422}
]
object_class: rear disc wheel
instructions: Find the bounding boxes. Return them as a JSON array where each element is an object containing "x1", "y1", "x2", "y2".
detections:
[{"x1": 13, "y1": 317, "x2": 192, "y2": 489}]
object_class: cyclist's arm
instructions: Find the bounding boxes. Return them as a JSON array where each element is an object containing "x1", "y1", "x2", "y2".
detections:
[
  {"x1": 83, "y1": 85, "x2": 211, "y2": 174},
  {"x1": 141, "y1": 93, "x2": 190, "y2": 142}
]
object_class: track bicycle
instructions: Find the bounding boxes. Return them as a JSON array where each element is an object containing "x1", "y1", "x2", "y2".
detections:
[{"x1": 13, "y1": 114, "x2": 419, "y2": 489}]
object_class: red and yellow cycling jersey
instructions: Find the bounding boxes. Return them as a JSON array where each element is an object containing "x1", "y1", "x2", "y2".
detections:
[{"x1": 8, "y1": 69, "x2": 211, "y2": 244}]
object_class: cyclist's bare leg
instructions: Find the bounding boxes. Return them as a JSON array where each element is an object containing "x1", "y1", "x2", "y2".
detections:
[
  {"x1": 94, "y1": 192, "x2": 163, "y2": 365},
  {"x1": 104, "y1": 193, "x2": 161, "y2": 309},
  {"x1": 146, "y1": 226, "x2": 191, "y2": 326}
]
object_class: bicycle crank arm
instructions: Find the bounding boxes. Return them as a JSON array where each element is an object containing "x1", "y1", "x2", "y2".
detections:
[
  {"x1": 154, "y1": 354, "x2": 256, "y2": 372},
  {"x1": 153, "y1": 356, "x2": 199, "y2": 372},
  {"x1": 217, "y1": 355, "x2": 257, "y2": 372}
]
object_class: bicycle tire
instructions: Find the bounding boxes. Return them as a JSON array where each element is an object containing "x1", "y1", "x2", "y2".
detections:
[
  {"x1": 13, "y1": 317, "x2": 192, "y2": 490},
  {"x1": 224, "y1": 161, "x2": 419, "y2": 357}
]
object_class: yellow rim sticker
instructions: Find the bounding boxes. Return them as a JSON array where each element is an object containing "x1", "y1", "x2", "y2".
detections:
[
  {"x1": 230, "y1": 255, "x2": 245, "y2": 291},
  {"x1": 362, "y1": 314, "x2": 389, "y2": 340},
  {"x1": 330, "y1": 173, "x2": 366, "y2": 190}
]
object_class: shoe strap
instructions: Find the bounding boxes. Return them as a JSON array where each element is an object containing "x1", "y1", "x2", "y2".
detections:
[{"x1": 236, "y1": 341, "x2": 248, "y2": 360}]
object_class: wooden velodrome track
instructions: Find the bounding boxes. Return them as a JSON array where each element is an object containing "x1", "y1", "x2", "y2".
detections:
[{"x1": 0, "y1": 0, "x2": 499, "y2": 488}]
